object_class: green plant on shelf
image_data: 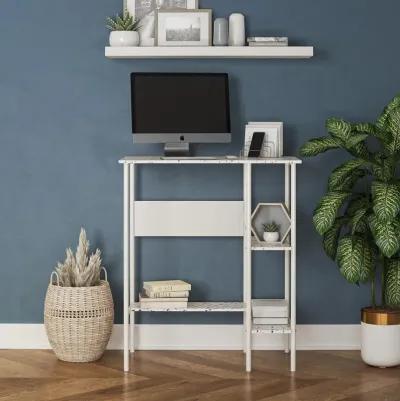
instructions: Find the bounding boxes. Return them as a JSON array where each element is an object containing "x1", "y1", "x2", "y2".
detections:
[
  {"x1": 300, "y1": 93, "x2": 400, "y2": 308},
  {"x1": 106, "y1": 11, "x2": 140, "y2": 31},
  {"x1": 263, "y1": 222, "x2": 279, "y2": 232}
]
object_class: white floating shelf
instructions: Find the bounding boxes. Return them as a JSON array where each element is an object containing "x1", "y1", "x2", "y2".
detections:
[
  {"x1": 105, "y1": 46, "x2": 314, "y2": 59},
  {"x1": 252, "y1": 324, "x2": 291, "y2": 334},
  {"x1": 131, "y1": 301, "x2": 244, "y2": 312},
  {"x1": 251, "y1": 238, "x2": 291, "y2": 251}
]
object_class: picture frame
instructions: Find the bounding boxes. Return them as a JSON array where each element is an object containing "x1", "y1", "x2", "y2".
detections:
[
  {"x1": 155, "y1": 9, "x2": 212, "y2": 47},
  {"x1": 243, "y1": 122, "x2": 283, "y2": 158},
  {"x1": 125, "y1": 0, "x2": 198, "y2": 46}
]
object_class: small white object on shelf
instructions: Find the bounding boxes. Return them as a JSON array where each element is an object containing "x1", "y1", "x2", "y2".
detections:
[
  {"x1": 139, "y1": 293, "x2": 188, "y2": 309},
  {"x1": 252, "y1": 299, "x2": 289, "y2": 318},
  {"x1": 105, "y1": 46, "x2": 314, "y2": 59},
  {"x1": 253, "y1": 317, "x2": 289, "y2": 325},
  {"x1": 247, "y1": 37, "x2": 288, "y2": 47},
  {"x1": 228, "y1": 13, "x2": 245, "y2": 46},
  {"x1": 143, "y1": 279, "x2": 191, "y2": 293},
  {"x1": 243, "y1": 122, "x2": 283, "y2": 158}
]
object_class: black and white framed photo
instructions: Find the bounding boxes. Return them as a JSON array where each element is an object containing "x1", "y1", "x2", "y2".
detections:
[
  {"x1": 125, "y1": 0, "x2": 198, "y2": 46},
  {"x1": 155, "y1": 9, "x2": 212, "y2": 46},
  {"x1": 243, "y1": 122, "x2": 283, "y2": 158}
]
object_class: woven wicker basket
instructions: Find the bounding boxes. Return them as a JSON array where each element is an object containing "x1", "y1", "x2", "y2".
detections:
[{"x1": 44, "y1": 269, "x2": 114, "y2": 362}]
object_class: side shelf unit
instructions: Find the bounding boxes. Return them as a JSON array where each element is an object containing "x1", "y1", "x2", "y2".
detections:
[{"x1": 120, "y1": 156, "x2": 301, "y2": 373}]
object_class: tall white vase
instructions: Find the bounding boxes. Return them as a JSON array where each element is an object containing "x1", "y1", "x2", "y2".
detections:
[{"x1": 228, "y1": 13, "x2": 245, "y2": 46}]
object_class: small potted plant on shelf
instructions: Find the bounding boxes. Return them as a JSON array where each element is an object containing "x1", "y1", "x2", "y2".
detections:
[
  {"x1": 44, "y1": 228, "x2": 114, "y2": 362},
  {"x1": 262, "y1": 222, "x2": 280, "y2": 242},
  {"x1": 106, "y1": 11, "x2": 140, "y2": 47},
  {"x1": 300, "y1": 94, "x2": 400, "y2": 368}
]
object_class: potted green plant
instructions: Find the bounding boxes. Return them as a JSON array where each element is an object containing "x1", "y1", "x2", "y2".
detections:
[
  {"x1": 300, "y1": 94, "x2": 400, "y2": 367},
  {"x1": 106, "y1": 11, "x2": 140, "y2": 47},
  {"x1": 44, "y1": 229, "x2": 114, "y2": 362},
  {"x1": 262, "y1": 222, "x2": 280, "y2": 242}
]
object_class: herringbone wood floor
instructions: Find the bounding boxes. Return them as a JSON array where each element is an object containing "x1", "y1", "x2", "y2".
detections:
[{"x1": 0, "y1": 350, "x2": 400, "y2": 400}]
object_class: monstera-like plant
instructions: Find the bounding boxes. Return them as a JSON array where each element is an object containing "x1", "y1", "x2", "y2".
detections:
[{"x1": 300, "y1": 94, "x2": 400, "y2": 367}]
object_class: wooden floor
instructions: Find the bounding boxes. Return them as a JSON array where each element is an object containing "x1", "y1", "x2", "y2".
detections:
[{"x1": 1, "y1": 350, "x2": 400, "y2": 400}]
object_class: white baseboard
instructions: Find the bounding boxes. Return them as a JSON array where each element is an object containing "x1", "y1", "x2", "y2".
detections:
[{"x1": 0, "y1": 324, "x2": 360, "y2": 350}]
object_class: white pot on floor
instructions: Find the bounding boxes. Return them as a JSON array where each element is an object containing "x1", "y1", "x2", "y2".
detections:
[
  {"x1": 109, "y1": 31, "x2": 139, "y2": 47},
  {"x1": 361, "y1": 308, "x2": 400, "y2": 367}
]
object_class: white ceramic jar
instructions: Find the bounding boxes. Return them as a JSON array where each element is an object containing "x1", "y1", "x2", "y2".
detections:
[
  {"x1": 109, "y1": 31, "x2": 139, "y2": 47},
  {"x1": 263, "y1": 232, "x2": 280, "y2": 242},
  {"x1": 228, "y1": 13, "x2": 245, "y2": 46}
]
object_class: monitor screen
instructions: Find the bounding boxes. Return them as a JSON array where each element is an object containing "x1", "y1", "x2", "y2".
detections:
[{"x1": 131, "y1": 73, "x2": 231, "y2": 134}]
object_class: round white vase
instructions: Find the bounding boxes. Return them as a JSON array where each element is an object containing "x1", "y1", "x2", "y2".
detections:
[
  {"x1": 228, "y1": 13, "x2": 245, "y2": 46},
  {"x1": 361, "y1": 308, "x2": 400, "y2": 368},
  {"x1": 263, "y1": 232, "x2": 280, "y2": 242},
  {"x1": 109, "y1": 31, "x2": 139, "y2": 47}
]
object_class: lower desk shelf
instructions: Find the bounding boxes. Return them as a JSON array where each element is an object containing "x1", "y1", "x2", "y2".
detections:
[
  {"x1": 131, "y1": 301, "x2": 244, "y2": 312},
  {"x1": 252, "y1": 324, "x2": 291, "y2": 334}
]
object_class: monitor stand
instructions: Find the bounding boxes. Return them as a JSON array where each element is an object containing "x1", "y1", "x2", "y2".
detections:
[{"x1": 164, "y1": 142, "x2": 190, "y2": 157}]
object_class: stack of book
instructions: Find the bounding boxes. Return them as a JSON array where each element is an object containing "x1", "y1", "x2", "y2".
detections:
[
  {"x1": 252, "y1": 299, "x2": 288, "y2": 325},
  {"x1": 139, "y1": 280, "x2": 191, "y2": 309},
  {"x1": 247, "y1": 37, "x2": 289, "y2": 47}
]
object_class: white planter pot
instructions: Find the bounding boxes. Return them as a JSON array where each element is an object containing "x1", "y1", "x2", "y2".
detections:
[
  {"x1": 361, "y1": 322, "x2": 400, "y2": 367},
  {"x1": 109, "y1": 31, "x2": 139, "y2": 47},
  {"x1": 361, "y1": 308, "x2": 400, "y2": 368},
  {"x1": 263, "y1": 232, "x2": 279, "y2": 242}
]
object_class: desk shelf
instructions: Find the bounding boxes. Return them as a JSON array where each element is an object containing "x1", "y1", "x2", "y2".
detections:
[
  {"x1": 251, "y1": 238, "x2": 291, "y2": 251},
  {"x1": 131, "y1": 301, "x2": 244, "y2": 312}
]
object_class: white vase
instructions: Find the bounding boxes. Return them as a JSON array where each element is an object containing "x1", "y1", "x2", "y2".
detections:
[
  {"x1": 228, "y1": 13, "x2": 245, "y2": 46},
  {"x1": 263, "y1": 232, "x2": 279, "y2": 242},
  {"x1": 109, "y1": 31, "x2": 139, "y2": 47},
  {"x1": 361, "y1": 308, "x2": 400, "y2": 367}
]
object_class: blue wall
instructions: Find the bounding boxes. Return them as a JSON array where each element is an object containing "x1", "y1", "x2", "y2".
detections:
[{"x1": 1, "y1": 0, "x2": 399, "y2": 324}]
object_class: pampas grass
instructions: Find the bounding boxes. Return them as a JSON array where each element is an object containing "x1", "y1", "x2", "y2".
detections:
[{"x1": 55, "y1": 228, "x2": 102, "y2": 287}]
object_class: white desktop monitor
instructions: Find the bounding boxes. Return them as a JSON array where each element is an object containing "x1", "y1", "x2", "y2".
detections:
[{"x1": 131, "y1": 73, "x2": 231, "y2": 155}]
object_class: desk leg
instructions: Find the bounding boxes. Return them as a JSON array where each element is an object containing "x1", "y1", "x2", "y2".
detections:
[
  {"x1": 243, "y1": 164, "x2": 252, "y2": 372},
  {"x1": 290, "y1": 164, "x2": 297, "y2": 372},
  {"x1": 129, "y1": 164, "x2": 135, "y2": 354},
  {"x1": 284, "y1": 165, "x2": 290, "y2": 354},
  {"x1": 123, "y1": 164, "x2": 130, "y2": 372}
]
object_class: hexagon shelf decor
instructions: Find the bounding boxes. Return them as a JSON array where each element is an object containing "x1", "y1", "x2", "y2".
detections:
[{"x1": 251, "y1": 203, "x2": 291, "y2": 244}]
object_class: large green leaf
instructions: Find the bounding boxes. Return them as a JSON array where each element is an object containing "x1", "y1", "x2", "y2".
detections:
[
  {"x1": 385, "y1": 259, "x2": 400, "y2": 307},
  {"x1": 351, "y1": 208, "x2": 369, "y2": 235},
  {"x1": 372, "y1": 154, "x2": 395, "y2": 182},
  {"x1": 346, "y1": 133, "x2": 369, "y2": 149},
  {"x1": 323, "y1": 217, "x2": 347, "y2": 260},
  {"x1": 337, "y1": 235, "x2": 374, "y2": 284},
  {"x1": 376, "y1": 94, "x2": 400, "y2": 132},
  {"x1": 371, "y1": 181, "x2": 400, "y2": 222},
  {"x1": 299, "y1": 137, "x2": 341, "y2": 157},
  {"x1": 326, "y1": 118, "x2": 352, "y2": 142},
  {"x1": 328, "y1": 159, "x2": 365, "y2": 191},
  {"x1": 377, "y1": 95, "x2": 400, "y2": 154},
  {"x1": 369, "y1": 214, "x2": 400, "y2": 257},
  {"x1": 313, "y1": 191, "x2": 351, "y2": 235}
]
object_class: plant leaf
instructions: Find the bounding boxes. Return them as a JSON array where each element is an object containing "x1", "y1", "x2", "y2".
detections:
[
  {"x1": 327, "y1": 159, "x2": 365, "y2": 191},
  {"x1": 385, "y1": 259, "x2": 400, "y2": 307},
  {"x1": 323, "y1": 217, "x2": 347, "y2": 260},
  {"x1": 313, "y1": 191, "x2": 351, "y2": 235},
  {"x1": 299, "y1": 136, "x2": 341, "y2": 157},
  {"x1": 377, "y1": 95, "x2": 400, "y2": 154},
  {"x1": 326, "y1": 118, "x2": 352, "y2": 142},
  {"x1": 372, "y1": 154, "x2": 395, "y2": 182},
  {"x1": 350, "y1": 208, "x2": 368, "y2": 235},
  {"x1": 371, "y1": 181, "x2": 400, "y2": 222},
  {"x1": 369, "y1": 214, "x2": 400, "y2": 257},
  {"x1": 337, "y1": 235, "x2": 374, "y2": 284}
]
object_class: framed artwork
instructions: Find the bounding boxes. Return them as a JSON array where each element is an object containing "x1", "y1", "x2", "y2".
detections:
[
  {"x1": 125, "y1": 0, "x2": 198, "y2": 46},
  {"x1": 156, "y1": 9, "x2": 212, "y2": 46},
  {"x1": 243, "y1": 122, "x2": 283, "y2": 158}
]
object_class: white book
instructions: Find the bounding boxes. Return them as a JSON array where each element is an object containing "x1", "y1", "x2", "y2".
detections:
[
  {"x1": 139, "y1": 294, "x2": 188, "y2": 309},
  {"x1": 144, "y1": 289, "x2": 190, "y2": 298},
  {"x1": 253, "y1": 317, "x2": 288, "y2": 325},
  {"x1": 247, "y1": 36, "x2": 288, "y2": 42},
  {"x1": 249, "y1": 42, "x2": 288, "y2": 47},
  {"x1": 252, "y1": 299, "x2": 288, "y2": 318},
  {"x1": 143, "y1": 280, "x2": 191, "y2": 292},
  {"x1": 139, "y1": 293, "x2": 188, "y2": 303}
]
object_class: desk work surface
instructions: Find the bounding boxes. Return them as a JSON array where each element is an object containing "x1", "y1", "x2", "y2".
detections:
[{"x1": 119, "y1": 156, "x2": 302, "y2": 165}]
